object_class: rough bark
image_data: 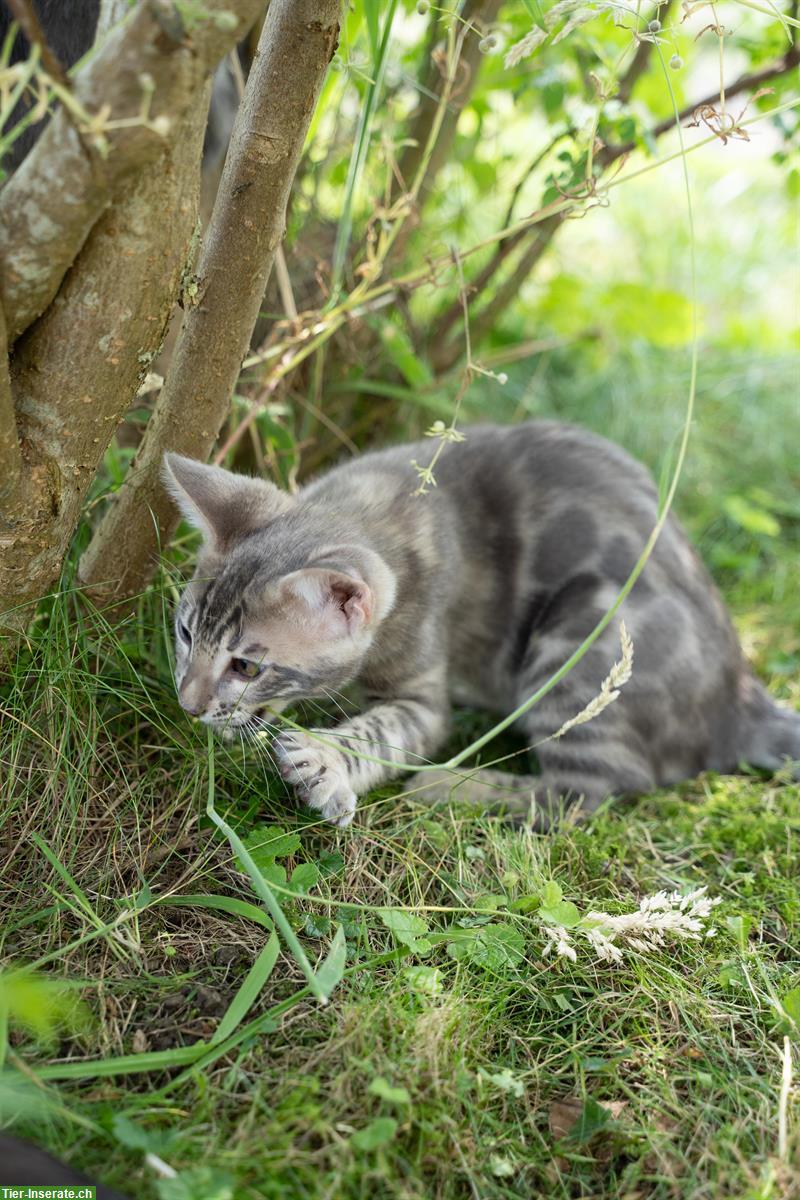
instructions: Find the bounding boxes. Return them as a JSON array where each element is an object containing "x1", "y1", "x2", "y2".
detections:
[
  {"x1": 0, "y1": 0, "x2": 265, "y2": 345},
  {"x1": 79, "y1": 0, "x2": 341, "y2": 604},
  {"x1": 0, "y1": 87, "x2": 210, "y2": 632},
  {"x1": 0, "y1": 305, "x2": 21, "y2": 506}
]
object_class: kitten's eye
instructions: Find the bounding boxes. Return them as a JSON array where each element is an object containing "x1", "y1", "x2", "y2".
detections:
[
  {"x1": 231, "y1": 657, "x2": 265, "y2": 680},
  {"x1": 177, "y1": 619, "x2": 192, "y2": 645}
]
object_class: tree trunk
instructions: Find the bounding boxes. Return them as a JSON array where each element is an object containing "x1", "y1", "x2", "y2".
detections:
[
  {"x1": 79, "y1": 0, "x2": 341, "y2": 605},
  {"x1": 0, "y1": 89, "x2": 210, "y2": 631},
  {"x1": 0, "y1": 0, "x2": 264, "y2": 346}
]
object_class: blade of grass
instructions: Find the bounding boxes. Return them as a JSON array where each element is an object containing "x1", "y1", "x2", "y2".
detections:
[
  {"x1": 34, "y1": 1042, "x2": 210, "y2": 1079},
  {"x1": 155, "y1": 894, "x2": 274, "y2": 932},
  {"x1": 204, "y1": 728, "x2": 327, "y2": 1005},
  {"x1": 34, "y1": 948, "x2": 405, "y2": 1084},
  {"x1": 31, "y1": 833, "x2": 130, "y2": 962},
  {"x1": 211, "y1": 930, "x2": 280, "y2": 1045},
  {"x1": 329, "y1": 0, "x2": 399, "y2": 301}
]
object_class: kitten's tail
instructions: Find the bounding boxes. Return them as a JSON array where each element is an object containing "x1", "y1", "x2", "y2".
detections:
[{"x1": 738, "y1": 674, "x2": 800, "y2": 777}]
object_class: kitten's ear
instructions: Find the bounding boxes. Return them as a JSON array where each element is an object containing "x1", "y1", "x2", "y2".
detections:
[
  {"x1": 281, "y1": 568, "x2": 374, "y2": 636},
  {"x1": 162, "y1": 453, "x2": 292, "y2": 552}
]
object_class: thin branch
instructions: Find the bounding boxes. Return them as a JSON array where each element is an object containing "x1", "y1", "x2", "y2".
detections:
[
  {"x1": 394, "y1": 0, "x2": 503, "y2": 205},
  {"x1": 431, "y1": 216, "x2": 562, "y2": 373},
  {"x1": 79, "y1": 0, "x2": 341, "y2": 603},
  {"x1": 0, "y1": 0, "x2": 265, "y2": 345},
  {"x1": 616, "y1": 0, "x2": 676, "y2": 104},
  {"x1": 430, "y1": 133, "x2": 568, "y2": 345},
  {"x1": 428, "y1": 6, "x2": 668, "y2": 354},
  {"x1": 431, "y1": 27, "x2": 798, "y2": 369},
  {"x1": 599, "y1": 43, "x2": 800, "y2": 166},
  {"x1": 3, "y1": 0, "x2": 70, "y2": 87}
]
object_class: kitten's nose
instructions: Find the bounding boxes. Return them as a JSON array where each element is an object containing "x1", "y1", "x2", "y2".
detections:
[
  {"x1": 178, "y1": 674, "x2": 210, "y2": 718},
  {"x1": 179, "y1": 694, "x2": 205, "y2": 717}
]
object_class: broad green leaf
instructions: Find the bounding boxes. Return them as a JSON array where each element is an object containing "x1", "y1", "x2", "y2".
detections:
[
  {"x1": 305, "y1": 913, "x2": 333, "y2": 938},
  {"x1": 723, "y1": 495, "x2": 780, "y2": 538},
  {"x1": 156, "y1": 1168, "x2": 234, "y2": 1200},
  {"x1": 351, "y1": 1116, "x2": 398, "y2": 1151},
  {"x1": 447, "y1": 923, "x2": 525, "y2": 972},
  {"x1": 725, "y1": 914, "x2": 753, "y2": 952},
  {"x1": 718, "y1": 962, "x2": 744, "y2": 988},
  {"x1": 314, "y1": 925, "x2": 347, "y2": 1001},
  {"x1": 379, "y1": 909, "x2": 431, "y2": 953},
  {"x1": 318, "y1": 850, "x2": 345, "y2": 877},
  {"x1": 780, "y1": 987, "x2": 800, "y2": 1025},
  {"x1": 473, "y1": 894, "x2": 508, "y2": 912},
  {"x1": 402, "y1": 965, "x2": 443, "y2": 995},
  {"x1": 259, "y1": 862, "x2": 288, "y2": 889},
  {"x1": 112, "y1": 1114, "x2": 167, "y2": 1153},
  {"x1": 566, "y1": 1097, "x2": 614, "y2": 1144},
  {"x1": 539, "y1": 901, "x2": 581, "y2": 928},
  {"x1": 369, "y1": 1076, "x2": 411, "y2": 1106},
  {"x1": 478, "y1": 1067, "x2": 525, "y2": 1098},
  {"x1": 541, "y1": 881, "x2": 563, "y2": 908},
  {"x1": 289, "y1": 863, "x2": 321, "y2": 894},
  {"x1": 241, "y1": 824, "x2": 301, "y2": 866}
]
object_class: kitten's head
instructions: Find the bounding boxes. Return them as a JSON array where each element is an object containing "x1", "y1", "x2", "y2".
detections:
[{"x1": 163, "y1": 454, "x2": 396, "y2": 736}]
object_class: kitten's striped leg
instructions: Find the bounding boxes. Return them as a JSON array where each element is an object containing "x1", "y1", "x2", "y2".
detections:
[
  {"x1": 272, "y1": 673, "x2": 449, "y2": 827},
  {"x1": 410, "y1": 641, "x2": 656, "y2": 828},
  {"x1": 514, "y1": 639, "x2": 656, "y2": 822}
]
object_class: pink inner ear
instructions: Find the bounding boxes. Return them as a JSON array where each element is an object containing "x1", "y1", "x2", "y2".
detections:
[{"x1": 331, "y1": 579, "x2": 372, "y2": 628}]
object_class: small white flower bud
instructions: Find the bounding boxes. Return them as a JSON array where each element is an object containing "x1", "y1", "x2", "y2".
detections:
[
  {"x1": 669, "y1": 53, "x2": 683, "y2": 69},
  {"x1": 497, "y1": 372, "x2": 508, "y2": 385},
  {"x1": 478, "y1": 33, "x2": 498, "y2": 54},
  {"x1": 416, "y1": 0, "x2": 430, "y2": 13},
  {"x1": 648, "y1": 19, "x2": 661, "y2": 32}
]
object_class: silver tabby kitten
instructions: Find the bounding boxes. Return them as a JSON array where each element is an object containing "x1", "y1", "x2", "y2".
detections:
[{"x1": 164, "y1": 422, "x2": 799, "y2": 828}]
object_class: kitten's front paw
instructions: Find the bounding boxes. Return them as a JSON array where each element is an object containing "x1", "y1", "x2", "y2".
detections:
[{"x1": 272, "y1": 731, "x2": 357, "y2": 828}]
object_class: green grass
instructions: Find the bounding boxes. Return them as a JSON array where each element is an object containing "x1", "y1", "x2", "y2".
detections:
[{"x1": 1, "y1": 341, "x2": 798, "y2": 1200}]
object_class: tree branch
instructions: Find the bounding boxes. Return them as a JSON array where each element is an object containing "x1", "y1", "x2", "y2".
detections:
[
  {"x1": 4, "y1": 0, "x2": 70, "y2": 87},
  {"x1": 394, "y1": 0, "x2": 503, "y2": 204},
  {"x1": 429, "y1": 21, "x2": 797, "y2": 372},
  {"x1": 425, "y1": 9, "x2": 669, "y2": 361},
  {"x1": 615, "y1": 1, "x2": 676, "y2": 106},
  {"x1": 0, "y1": 0, "x2": 265, "y2": 346},
  {"x1": 430, "y1": 134, "x2": 567, "y2": 344},
  {"x1": 0, "y1": 82, "x2": 211, "y2": 631},
  {"x1": 79, "y1": 0, "x2": 341, "y2": 604},
  {"x1": 599, "y1": 43, "x2": 800, "y2": 167},
  {"x1": 430, "y1": 215, "x2": 563, "y2": 373}
]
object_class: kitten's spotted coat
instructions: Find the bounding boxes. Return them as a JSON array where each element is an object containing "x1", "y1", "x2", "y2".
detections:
[{"x1": 165, "y1": 423, "x2": 799, "y2": 827}]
